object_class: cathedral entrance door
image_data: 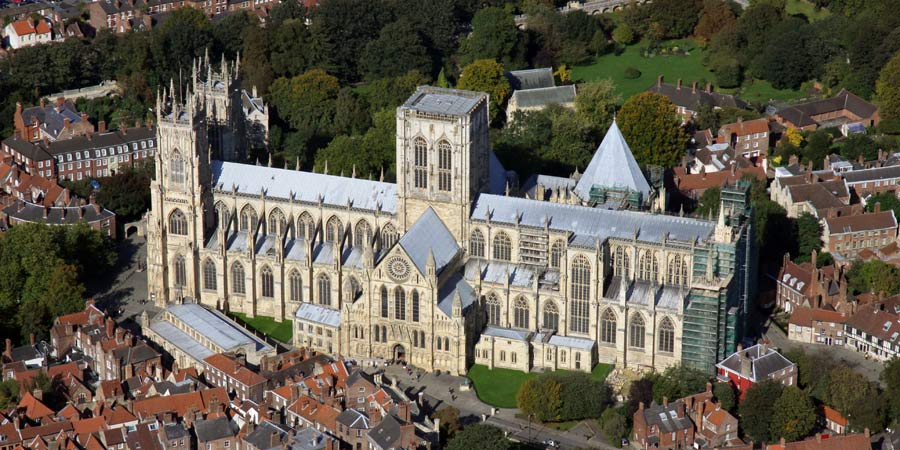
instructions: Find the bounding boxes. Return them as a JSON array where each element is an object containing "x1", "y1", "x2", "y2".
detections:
[{"x1": 393, "y1": 344, "x2": 406, "y2": 362}]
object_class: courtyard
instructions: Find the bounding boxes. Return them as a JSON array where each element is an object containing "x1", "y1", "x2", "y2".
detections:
[{"x1": 467, "y1": 363, "x2": 614, "y2": 409}]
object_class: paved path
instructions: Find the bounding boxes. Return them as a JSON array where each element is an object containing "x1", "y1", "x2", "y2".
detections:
[
  {"x1": 91, "y1": 235, "x2": 156, "y2": 330},
  {"x1": 371, "y1": 364, "x2": 618, "y2": 449},
  {"x1": 764, "y1": 319, "x2": 884, "y2": 384}
]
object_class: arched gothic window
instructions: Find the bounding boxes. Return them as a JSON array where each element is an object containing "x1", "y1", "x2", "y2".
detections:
[
  {"x1": 297, "y1": 212, "x2": 314, "y2": 240},
  {"x1": 630, "y1": 313, "x2": 645, "y2": 349},
  {"x1": 169, "y1": 209, "x2": 188, "y2": 236},
  {"x1": 173, "y1": 254, "x2": 186, "y2": 287},
  {"x1": 485, "y1": 293, "x2": 501, "y2": 326},
  {"x1": 659, "y1": 317, "x2": 675, "y2": 353},
  {"x1": 493, "y1": 232, "x2": 511, "y2": 261},
  {"x1": 317, "y1": 274, "x2": 331, "y2": 306},
  {"x1": 438, "y1": 140, "x2": 451, "y2": 192},
  {"x1": 569, "y1": 256, "x2": 591, "y2": 334},
  {"x1": 550, "y1": 240, "x2": 565, "y2": 269},
  {"x1": 543, "y1": 302, "x2": 559, "y2": 331},
  {"x1": 470, "y1": 229, "x2": 485, "y2": 258},
  {"x1": 380, "y1": 286, "x2": 389, "y2": 318},
  {"x1": 169, "y1": 151, "x2": 185, "y2": 185},
  {"x1": 345, "y1": 277, "x2": 361, "y2": 302},
  {"x1": 231, "y1": 262, "x2": 245, "y2": 294},
  {"x1": 289, "y1": 270, "x2": 302, "y2": 302},
  {"x1": 268, "y1": 209, "x2": 285, "y2": 236},
  {"x1": 240, "y1": 205, "x2": 257, "y2": 231},
  {"x1": 639, "y1": 251, "x2": 659, "y2": 282},
  {"x1": 614, "y1": 246, "x2": 630, "y2": 278},
  {"x1": 667, "y1": 255, "x2": 689, "y2": 286},
  {"x1": 381, "y1": 224, "x2": 399, "y2": 250},
  {"x1": 203, "y1": 259, "x2": 216, "y2": 291},
  {"x1": 414, "y1": 137, "x2": 427, "y2": 189},
  {"x1": 412, "y1": 291, "x2": 420, "y2": 322},
  {"x1": 354, "y1": 221, "x2": 372, "y2": 248},
  {"x1": 325, "y1": 216, "x2": 342, "y2": 243},
  {"x1": 444, "y1": 337, "x2": 450, "y2": 352},
  {"x1": 513, "y1": 297, "x2": 529, "y2": 329},
  {"x1": 601, "y1": 309, "x2": 617, "y2": 344},
  {"x1": 261, "y1": 266, "x2": 274, "y2": 298},
  {"x1": 394, "y1": 288, "x2": 406, "y2": 321},
  {"x1": 374, "y1": 325, "x2": 381, "y2": 342},
  {"x1": 216, "y1": 203, "x2": 230, "y2": 230}
]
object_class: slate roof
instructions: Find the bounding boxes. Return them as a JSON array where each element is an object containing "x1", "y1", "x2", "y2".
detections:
[
  {"x1": 367, "y1": 414, "x2": 403, "y2": 450},
  {"x1": 788, "y1": 307, "x2": 847, "y2": 327},
  {"x1": 211, "y1": 160, "x2": 397, "y2": 214},
  {"x1": 647, "y1": 82, "x2": 748, "y2": 111},
  {"x1": 150, "y1": 304, "x2": 272, "y2": 362},
  {"x1": 243, "y1": 421, "x2": 290, "y2": 450},
  {"x1": 776, "y1": 89, "x2": 878, "y2": 128},
  {"x1": 398, "y1": 207, "x2": 459, "y2": 276},
  {"x1": 401, "y1": 86, "x2": 486, "y2": 117},
  {"x1": 825, "y1": 211, "x2": 897, "y2": 234},
  {"x1": 437, "y1": 273, "x2": 477, "y2": 317},
  {"x1": 194, "y1": 417, "x2": 236, "y2": 442},
  {"x1": 766, "y1": 433, "x2": 870, "y2": 450},
  {"x1": 843, "y1": 165, "x2": 900, "y2": 184},
  {"x1": 506, "y1": 68, "x2": 555, "y2": 90},
  {"x1": 288, "y1": 428, "x2": 330, "y2": 450},
  {"x1": 548, "y1": 334, "x2": 596, "y2": 350},
  {"x1": 20, "y1": 100, "x2": 82, "y2": 138},
  {"x1": 641, "y1": 400, "x2": 694, "y2": 433},
  {"x1": 575, "y1": 119, "x2": 651, "y2": 200},
  {"x1": 9, "y1": 344, "x2": 42, "y2": 362},
  {"x1": 471, "y1": 194, "x2": 716, "y2": 244},
  {"x1": 510, "y1": 85, "x2": 576, "y2": 109},
  {"x1": 482, "y1": 326, "x2": 531, "y2": 341},
  {"x1": 716, "y1": 344, "x2": 795, "y2": 382},
  {"x1": 294, "y1": 303, "x2": 341, "y2": 328},
  {"x1": 336, "y1": 409, "x2": 370, "y2": 429},
  {"x1": 3, "y1": 201, "x2": 115, "y2": 226}
]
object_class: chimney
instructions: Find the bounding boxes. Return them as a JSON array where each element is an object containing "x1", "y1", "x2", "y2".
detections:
[
  {"x1": 80, "y1": 112, "x2": 88, "y2": 124},
  {"x1": 676, "y1": 79, "x2": 682, "y2": 90},
  {"x1": 876, "y1": 202, "x2": 882, "y2": 213},
  {"x1": 865, "y1": 428, "x2": 870, "y2": 438},
  {"x1": 706, "y1": 82, "x2": 712, "y2": 93},
  {"x1": 29, "y1": 333, "x2": 35, "y2": 346},
  {"x1": 32, "y1": 389, "x2": 42, "y2": 401},
  {"x1": 98, "y1": 121, "x2": 106, "y2": 133},
  {"x1": 638, "y1": 401, "x2": 645, "y2": 411},
  {"x1": 4, "y1": 339, "x2": 11, "y2": 358},
  {"x1": 106, "y1": 317, "x2": 115, "y2": 338},
  {"x1": 63, "y1": 117, "x2": 71, "y2": 129},
  {"x1": 730, "y1": 162, "x2": 736, "y2": 176},
  {"x1": 657, "y1": 75, "x2": 663, "y2": 87},
  {"x1": 811, "y1": 249, "x2": 818, "y2": 267},
  {"x1": 705, "y1": 382, "x2": 712, "y2": 393},
  {"x1": 40, "y1": 99, "x2": 45, "y2": 108},
  {"x1": 692, "y1": 81, "x2": 698, "y2": 94},
  {"x1": 663, "y1": 396, "x2": 668, "y2": 408},
  {"x1": 815, "y1": 433, "x2": 821, "y2": 443},
  {"x1": 740, "y1": 352, "x2": 752, "y2": 377},
  {"x1": 116, "y1": 327, "x2": 125, "y2": 343},
  {"x1": 43, "y1": 206, "x2": 49, "y2": 219}
]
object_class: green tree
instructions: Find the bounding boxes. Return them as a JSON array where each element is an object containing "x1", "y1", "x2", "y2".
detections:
[
  {"x1": 626, "y1": 378, "x2": 655, "y2": 418},
  {"x1": 750, "y1": 19, "x2": 817, "y2": 90},
  {"x1": 694, "y1": 0, "x2": 736, "y2": 45},
  {"x1": 431, "y1": 406, "x2": 461, "y2": 442},
  {"x1": 362, "y1": 19, "x2": 432, "y2": 80},
  {"x1": 651, "y1": 365, "x2": 709, "y2": 402},
  {"x1": 794, "y1": 213, "x2": 822, "y2": 263},
  {"x1": 267, "y1": 0, "x2": 306, "y2": 25},
  {"x1": 269, "y1": 69, "x2": 341, "y2": 139},
  {"x1": 436, "y1": 68, "x2": 450, "y2": 88},
  {"x1": 333, "y1": 88, "x2": 371, "y2": 136},
  {"x1": 517, "y1": 374, "x2": 563, "y2": 422},
  {"x1": 366, "y1": 70, "x2": 431, "y2": 111},
  {"x1": 770, "y1": 386, "x2": 816, "y2": 442},
  {"x1": 557, "y1": 372, "x2": 610, "y2": 421},
  {"x1": 695, "y1": 187, "x2": 721, "y2": 219},
  {"x1": 269, "y1": 20, "x2": 314, "y2": 78},
  {"x1": 876, "y1": 51, "x2": 900, "y2": 120},
  {"x1": 802, "y1": 130, "x2": 833, "y2": 169},
  {"x1": 575, "y1": 79, "x2": 620, "y2": 132},
  {"x1": 240, "y1": 26, "x2": 274, "y2": 95},
  {"x1": 457, "y1": 7, "x2": 524, "y2": 68},
  {"x1": 646, "y1": 0, "x2": 703, "y2": 39},
  {"x1": 95, "y1": 163, "x2": 154, "y2": 223},
  {"x1": 309, "y1": 0, "x2": 392, "y2": 80},
  {"x1": 612, "y1": 24, "x2": 635, "y2": 45},
  {"x1": 740, "y1": 381, "x2": 784, "y2": 443},
  {"x1": 882, "y1": 357, "x2": 900, "y2": 425},
  {"x1": 0, "y1": 379, "x2": 19, "y2": 410},
  {"x1": 150, "y1": 8, "x2": 213, "y2": 86},
  {"x1": 445, "y1": 424, "x2": 512, "y2": 450},
  {"x1": 713, "y1": 382, "x2": 736, "y2": 413},
  {"x1": 618, "y1": 92, "x2": 688, "y2": 169},
  {"x1": 866, "y1": 191, "x2": 900, "y2": 221},
  {"x1": 457, "y1": 59, "x2": 510, "y2": 124},
  {"x1": 213, "y1": 11, "x2": 256, "y2": 59},
  {"x1": 600, "y1": 407, "x2": 627, "y2": 444},
  {"x1": 840, "y1": 134, "x2": 879, "y2": 162},
  {"x1": 846, "y1": 260, "x2": 900, "y2": 295}
]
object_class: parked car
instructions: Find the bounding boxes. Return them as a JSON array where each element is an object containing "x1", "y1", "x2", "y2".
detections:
[{"x1": 542, "y1": 439, "x2": 559, "y2": 448}]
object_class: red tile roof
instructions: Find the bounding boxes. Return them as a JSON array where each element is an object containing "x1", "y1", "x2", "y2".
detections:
[
  {"x1": 825, "y1": 211, "x2": 897, "y2": 235},
  {"x1": 10, "y1": 19, "x2": 51, "y2": 36},
  {"x1": 766, "y1": 433, "x2": 870, "y2": 450},
  {"x1": 18, "y1": 392, "x2": 54, "y2": 419},
  {"x1": 822, "y1": 405, "x2": 848, "y2": 427},
  {"x1": 204, "y1": 353, "x2": 266, "y2": 387},
  {"x1": 721, "y1": 117, "x2": 770, "y2": 136},
  {"x1": 788, "y1": 307, "x2": 847, "y2": 327}
]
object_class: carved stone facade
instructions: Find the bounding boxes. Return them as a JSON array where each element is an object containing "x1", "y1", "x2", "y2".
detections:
[{"x1": 147, "y1": 86, "x2": 755, "y2": 376}]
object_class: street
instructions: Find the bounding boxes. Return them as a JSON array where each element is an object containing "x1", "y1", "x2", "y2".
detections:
[{"x1": 90, "y1": 234, "x2": 155, "y2": 328}]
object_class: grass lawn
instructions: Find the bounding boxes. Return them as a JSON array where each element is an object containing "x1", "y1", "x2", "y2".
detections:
[
  {"x1": 572, "y1": 39, "x2": 715, "y2": 100},
  {"x1": 229, "y1": 312, "x2": 293, "y2": 343},
  {"x1": 467, "y1": 363, "x2": 615, "y2": 409},
  {"x1": 786, "y1": 0, "x2": 830, "y2": 21},
  {"x1": 724, "y1": 79, "x2": 810, "y2": 104}
]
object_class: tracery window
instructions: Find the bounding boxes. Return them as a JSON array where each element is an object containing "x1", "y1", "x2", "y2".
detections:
[
  {"x1": 412, "y1": 290, "x2": 420, "y2": 322},
  {"x1": 289, "y1": 270, "x2": 302, "y2": 302},
  {"x1": 326, "y1": 216, "x2": 343, "y2": 243},
  {"x1": 170, "y1": 151, "x2": 185, "y2": 185},
  {"x1": 614, "y1": 246, "x2": 630, "y2": 278},
  {"x1": 485, "y1": 293, "x2": 501, "y2": 326},
  {"x1": 381, "y1": 224, "x2": 399, "y2": 250},
  {"x1": 268, "y1": 209, "x2": 285, "y2": 236},
  {"x1": 297, "y1": 212, "x2": 314, "y2": 240},
  {"x1": 659, "y1": 317, "x2": 675, "y2": 353},
  {"x1": 354, "y1": 221, "x2": 372, "y2": 248},
  {"x1": 630, "y1": 313, "x2": 645, "y2": 349},
  {"x1": 203, "y1": 259, "x2": 216, "y2": 291},
  {"x1": 240, "y1": 205, "x2": 257, "y2": 231},
  {"x1": 232, "y1": 262, "x2": 245, "y2": 294},
  {"x1": 380, "y1": 286, "x2": 389, "y2": 318},
  {"x1": 317, "y1": 274, "x2": 331, "y2": 306},
  {"x1": 569, "y1": 256, "x2": 591, "y2": 334},
  {"x1": 414, "y1": 137, "x2": 427, "y2": 189},
  {"x1": 667, "y1": 254, "x2": 689, "y2": 286},
  {"x1": 600, "y1": 308, "x2": 616, "y2": 344},
  {"x1": 513, "y1": 297, "x2": 529, "y2": 329},
  {"x1": 169, "y1": 209, "x2": 188, "y2": 236},
  {"x1": 438, "y1": 140, "x2": 451, "y2": 192},
  {"x1": 639, "y1": 251, "x2": 659, "y2": 282},
  {"x1": 542, "y1": 301, "x2": 559, "y2": 331},
  {"x1": 493, "y1": 232, "x2": 511, "y2": 261},
  {"x1": 394, "y1": 288, "x2": 406, "y2": 320},
  {"x1": 173, "y1": 254, "x2": 186, "y2": 287},
  {"x1": 470, "y1": 229, "x2": 485, "y2": 258},
  {"x1": 550, "y1": 240, "x2": 565, "y2": 269},
  {"x1": 261, "y1": 266, "x2": 274, "y2": 298}
]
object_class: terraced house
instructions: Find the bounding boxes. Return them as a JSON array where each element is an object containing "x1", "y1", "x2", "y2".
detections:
[{"x1": 146, "y1": 82, "x2": 756, "y2": 375}]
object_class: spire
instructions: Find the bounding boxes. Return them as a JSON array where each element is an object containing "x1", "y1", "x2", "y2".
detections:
[
  {"x1": 324, "y1": 160, "x2": 329, "y2": 175},
  {"x1": 267, "y1": 152, "x2": 273, "y2": 167},
  {"x1": 351, "y1": 165, "x2": 356, "y2": 178},
  {"x1": 295, "y1": 157, "x2": 300, "y2": 171},
  {"x1": 379, "y1": 167, "x2": 384, "y2": 182},
  {"x1": 255, "y1": 157, "x2": 260, "y2": 166}
]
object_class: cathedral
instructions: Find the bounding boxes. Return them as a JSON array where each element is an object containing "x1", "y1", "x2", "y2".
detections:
[{"x1": 146, "y1": 81, "x2": 756, "y2": 376}]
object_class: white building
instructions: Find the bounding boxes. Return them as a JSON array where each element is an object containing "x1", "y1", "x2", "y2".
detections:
[{"x1": 4, "y1": 19, "x2": 52, "y2": 49}]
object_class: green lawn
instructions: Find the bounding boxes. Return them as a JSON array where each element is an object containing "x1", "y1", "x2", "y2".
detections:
[
  {"x1": 786, "y1": 0, "x2": 831, "y2": 21},
  {"x1": 572, "y1": 39, "x2": 715, "y2": 100},
  {"x1": 467, "y1": 363, "x2": 615, "y2": 409},
  {"x1": 229, "y1": 312, "x2": 293, "y2": 343}
]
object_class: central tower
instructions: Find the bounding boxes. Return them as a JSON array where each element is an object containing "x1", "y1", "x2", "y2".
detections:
[{"x1": 395, "y1": 87, "x2": 490, "y2": 241}]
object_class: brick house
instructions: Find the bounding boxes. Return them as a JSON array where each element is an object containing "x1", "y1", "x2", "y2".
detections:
[
  {"x1": 202, "y1": 353, "x2": 267, "y2": 403},
  {"x1": 823, "y1": 208, "x2": 898, "y2": 259},
  {"x1": 843, "y1": 165, "x2": 900, "y2": 198},
  {"x1": 13, "y1": 99, "x2": 94, "y2": 142},
  {"x1": 647, "y1": 76, "x2": 748, "y2": 122},
  {"x1": 2, "y1": 200, "x2": 117, "y2": 239},
  {"x1": 335, "y1": 408, "x2": 371, "y2": 450},
  {"x1": 632, "y1": 398, "x2": 696, "y2": 450},
  {"x1": 718, "y1": 117, "x2": 771, "y2": 162},
  {"x1": 844, "y1": 295, "x2": 900, "y2": 361},
  {"x1": 774, "y1": 251, "x2": 854, "y2": 314},
  {"x1": 774, "y1": 89, "x2": 879, "y2": 131},
  {"x1": 788, "y1": 307, "x2": 848, "y2": 346},
  {"x1": 770, "y1": 172, "x2": 857, "y2": 219},
  {"x1": 194, "y1": 416, "x2": 238, "y2": 450},
  {"x1": 716, "y1": 343, "x2": 797, "y2": 400},
  {"x1": 3, "y1": 18, "x2": 52, "y2": 49}
]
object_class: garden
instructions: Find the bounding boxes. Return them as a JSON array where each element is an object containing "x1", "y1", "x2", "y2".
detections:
[
  {"x1": 229, "y1": 312, "x2": 294, "y2": 343},
  {"x1": 467, "y1": 363, "x2": 613, "y2": 409}
]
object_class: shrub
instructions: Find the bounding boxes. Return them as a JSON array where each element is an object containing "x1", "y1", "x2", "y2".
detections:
[{"x1": 624, "y1": 67, "x2": 641, "y2": 79}]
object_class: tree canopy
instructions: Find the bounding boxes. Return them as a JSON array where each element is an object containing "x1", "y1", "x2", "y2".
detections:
[
  {"x1": 739, "y1": 381, "x2": 784, "y2": 443},
  {"x1": 618, "y1": 93, "x2": 688, "y2": 169},
  {"x1": 877, "y1": 51, "x2": 900, "y2": 120},
  {"x1": 445, "y1": 424, "x2": 512, "y2": 450},
  {"x1": 456, "y1": 59, "x2": 510, "y2": 124}
]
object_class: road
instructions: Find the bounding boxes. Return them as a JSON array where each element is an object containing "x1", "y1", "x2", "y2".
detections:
[
  {"x1": 90, "y1": 235, "x2": 156, "y2": 329},
  {"x1": 374, "y1": 364, "x2": 618, "y2": 449}
]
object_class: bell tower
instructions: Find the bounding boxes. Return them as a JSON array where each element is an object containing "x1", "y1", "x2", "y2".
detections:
[
  {"x1": 395, "y1": 87, "x2": 490, "y2": 240},
  {"x1": 147, "y1": 86, "x2": 213, "y2": 307}
]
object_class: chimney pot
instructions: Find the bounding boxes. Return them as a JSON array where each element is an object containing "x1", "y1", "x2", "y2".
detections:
[
  {"x1": 876, "y1": 202, "x2": 882, "y2": 213},
  {"x1": 98, "y1": 121, "x2": 106, "y2": 133},
  {"x1": 663, "y1": 396, "x2": 668, "y2": 407}
]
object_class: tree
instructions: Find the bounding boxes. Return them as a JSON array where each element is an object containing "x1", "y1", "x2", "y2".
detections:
[
  {"x1": 361, "y1": 19, "x2": 432, "y2": 80},
  {"x1": 612, "y1": 24, "x2": 635, "y2": 45},
  {"x1": 575, "y1": 79, "x2": 620, "y2": 131},
  {"x1": 269, "y1": 20, "x2": 315, "y2": 78},
  {"x1": 713, "y1": 382, "x2": 736, "y2": 413},
  {"x1": 557, "y1": 372, "x2": 610, "y2": 421},
  {"x1": 267, "y1": 0, "x2": 306, "y2": 25},
  {"x1": 517, "y1": 374, "x2": 563, "y2": 422},
  {"x1": 882, "y1": 357, "x2": 900, "y2": 424},
  {"x1": 878, "y1": 51, "x2": 900, "y2": 119},
  {"x1": 269, "y1": 69, "x2": 341, "y2": 139},
  {"x1": 872, "y1": 191, "x2": 900, "y2": 221},
  {"x1": 618, "y1": 93, "x2": 688, "y2": 169},
  {"x1": 333, "y1": 88, "x2": 371, "y2": 136},
  {"x1": 431, "y1": 406, "x2": 461, "y2": 442},
  {"x1": 794, "y1": 213, "x2": 822, "y2": 262},
  {"x1": 784, "y1": 128, "x2": 804, "y2": 147},
  {"x1": 457, "y1": 59, "x2": 510, "y2": 124},
  {"x1": 770, "y1": 386, "x2": 816, "y2": 442},
  {"x1": 149, "y1": 8, "x2": 213, "y2": 86},
  {"x1": 627, "y1": 378, "x2": 655, "y2": 418},
  {"x1": 366, "y1": 70, "x2": 431, "y2": 112},
  {"x1": 739, "y1": 381, "x2": 784, "y2": 443},
  {"x1": 0, "y1": 379, "x2": 18, "y2": 410},
  {"x1": 600, "y1": 407, "x2": 627, "y2": 444},
  {"x1": 240, "y1": 26, "x2": 274, "y2": 95},
  {"x1": 694, "y1": 0, "x2": 737, "y2": 45},
  {"x1": 213, "y1": 11, "x2": 256, "y2": 59},
  {"x1": 309, "y1": 0, "x2": 392, "y2": 80},
  {"x1": 651, "y1": 365, "x2": 709, "y2": 402},
  {"x1": 802, "y1": 130, "x2": 833, "y2": 169},
  {"x1": 846, "y1": 260, "x2": 900, "y2": 295},
  {"x1": 457, "y1": 7, "x2": 524, "y2": 68},
  {"x1": 445, "y1": 424, "x2": 512, "y2": 450},
  {"x1": 750, "y1": 19, "x2": 817, "y2": 90},
  {"x1": 95, "y1": 163, "x2": 154, "y2": 223},
  {"x1": 436, "y1": 68, "x2": 450, "y2": 88},
  {"x1": 646, "y1": 0, "x2": 703, "y2": 39},
  {"x1": 695, "y1": 187, "x2": 721, "y2": 218}
]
